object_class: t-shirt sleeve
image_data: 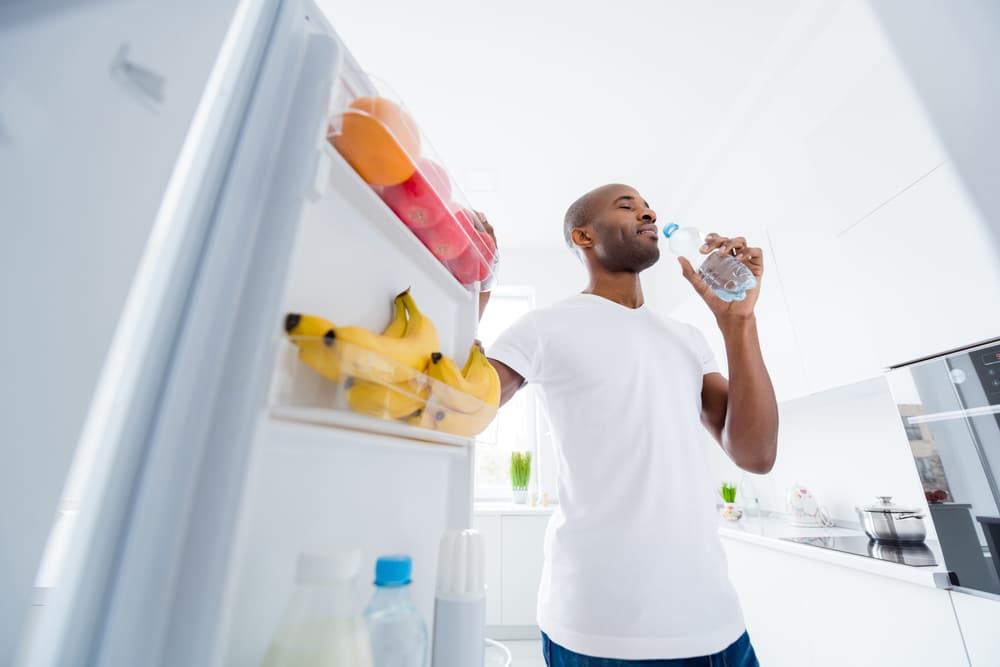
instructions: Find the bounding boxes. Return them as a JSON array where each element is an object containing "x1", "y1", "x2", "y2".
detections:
[
  {"x1": 688, "y1": 324, "x2": 720, "y2": 376},
  {"x1": 486, "y1": 312, "x2": 542, "y2": 384}
]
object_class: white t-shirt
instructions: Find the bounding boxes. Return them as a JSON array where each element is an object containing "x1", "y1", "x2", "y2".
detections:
[{"x1": 487, "y1": 293, "x2": 745, "y2": 660}]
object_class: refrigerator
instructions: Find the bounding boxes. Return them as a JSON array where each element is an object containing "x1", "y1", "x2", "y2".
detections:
[{"x1": 2, "y1": 0, "x2": 490, "y2": 664}]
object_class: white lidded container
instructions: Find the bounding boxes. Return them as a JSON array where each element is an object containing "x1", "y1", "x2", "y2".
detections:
[
  {"x1": 430, "y1": 529, "x2": 486, "y2": 667},
  {"x1": 261, "y1": 548, "x2": 374, "y2": 667}
]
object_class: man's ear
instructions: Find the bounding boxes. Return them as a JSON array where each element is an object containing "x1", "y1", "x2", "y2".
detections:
[{"x1": 571, "y1": 226, "x2": 594, "y2": 250}]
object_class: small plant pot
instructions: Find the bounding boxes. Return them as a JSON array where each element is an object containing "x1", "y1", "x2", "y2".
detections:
[
  {"x1": 512, "y1": 489, "x2": 528, "y2": 504},
  {"x1": 720, "y1": 503, "x2": 743, "y2": 521}
]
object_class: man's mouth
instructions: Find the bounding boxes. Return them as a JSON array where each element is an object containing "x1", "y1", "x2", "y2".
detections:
[{"x1": 637, "y1": 224, "x2": 658, "y2": 238}]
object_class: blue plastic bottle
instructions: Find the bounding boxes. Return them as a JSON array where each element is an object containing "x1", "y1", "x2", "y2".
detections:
[
  {"x1": 364, "y1": 555, "x2": 428, "y2": 667},
  {"x1": 663, "y1": 223, "x2": 757, "y2": 302}
]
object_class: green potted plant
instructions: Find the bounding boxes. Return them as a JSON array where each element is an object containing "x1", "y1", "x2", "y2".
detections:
[
  {"x1": 720, "y1": 482, "x2": 743, "y2": 521},
  {"x1": 510, "y1": 451, "x2": 532, "y2": 504}
]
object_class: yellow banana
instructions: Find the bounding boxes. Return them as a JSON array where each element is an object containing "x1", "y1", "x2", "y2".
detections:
[
  {"x1": 425, "y1": 352, "x2": 482, "y2": 413},
  {"x1": 346, "y1": 376, "x2": 428, "y2": 420},
  {"x1": 383, "y1": 294, "x2": 407, "y2": 337},
  {"x1": 397, "y1": 289, "x2": 439, "y2": 353},
  {"x1": 425, "y1": 344, "x2": 501, "y2": 413},
  {"x1": 463, "y1": 343, "x2": 501, "y2": 408},
  {"x1": 423, "y1": 401, "x2": 499, "y2": 437},
  {"x1": 284, "y1": 313, "x2": 341, "y2": 381},
  {"x1": 284, "y1": 294, "x2": 407, "y2": 385},
  {"x1": 331, "y1": 289, "x2": 438, "y2": 384}
]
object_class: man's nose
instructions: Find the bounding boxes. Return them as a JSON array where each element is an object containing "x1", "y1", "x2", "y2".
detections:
[{"x1": 640, "y1": 210, "x2": 656, "y2": 222}]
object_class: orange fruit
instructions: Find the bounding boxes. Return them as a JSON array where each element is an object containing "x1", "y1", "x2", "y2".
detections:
[{"x1": 332, "y1": 97, "x2": 421, "y2": 186}]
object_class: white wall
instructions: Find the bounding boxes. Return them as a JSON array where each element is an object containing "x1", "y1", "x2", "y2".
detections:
[
  {"x1": 705, "y1": 376, "x2": 934, "y2": 535},
  {"x1": 495, "y1": 244, "x2": 692, "y2": 312}
]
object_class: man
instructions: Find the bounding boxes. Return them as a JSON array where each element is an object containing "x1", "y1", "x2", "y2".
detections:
[{"x1": 477, "y1": 184, "x2": 778, "y2": 666}]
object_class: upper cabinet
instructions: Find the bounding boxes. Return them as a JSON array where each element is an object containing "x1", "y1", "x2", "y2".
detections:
[
  {"x1": 673, "y1": 0, "x2": 1000, "y2": 401},
  {"x1": 838, "y1": 162, "x2": 1000, "y2": 367}
]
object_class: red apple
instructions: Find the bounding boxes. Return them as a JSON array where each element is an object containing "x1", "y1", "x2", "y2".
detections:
[
  {"x1": 380, "y1": 158, "x2": 452, "y2": 229},
  {"x1": 446, "y1": 229, "x2": 496, "y2": 284},
  {"x1": 413, "y1": 216, "x2": 471, "y2": 260},
  {"x1": 450, "y1": 207, "x2": 479, "y2": 237}
]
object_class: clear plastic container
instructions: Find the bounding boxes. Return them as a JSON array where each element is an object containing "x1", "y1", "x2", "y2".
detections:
[
  {"x1": 326, "y1": 76, "x2": 498, "y2": 291},
  {"x1": 274, "y1": 336, "x2": 499, "y2": 439},
  {"x1": 662, "y1": 224, "x2": 757, "y2": 302},
  {"x1": 261, "y1": 549, "x2": 374, "y2": 667},
  {"x1": 365, "y1": 556, "x2": 428, "y2": 667}
]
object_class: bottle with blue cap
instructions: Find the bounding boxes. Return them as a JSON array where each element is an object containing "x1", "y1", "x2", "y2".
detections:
[
  {"x1": 662, "y1": 223, "x2": 757, "y2": 302},
  {"x1": 364, "y1": 555, "x2": 428, "y2": 667}
]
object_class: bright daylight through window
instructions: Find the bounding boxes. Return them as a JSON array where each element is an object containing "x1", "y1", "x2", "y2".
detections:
[{"x1": 475, "y1": 287, "x2": 537, "y2": 499}]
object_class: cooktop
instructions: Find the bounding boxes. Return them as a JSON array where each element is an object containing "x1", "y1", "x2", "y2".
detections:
[{"x1": 780, "y1": 535, "x2": 939, "y2": 567}]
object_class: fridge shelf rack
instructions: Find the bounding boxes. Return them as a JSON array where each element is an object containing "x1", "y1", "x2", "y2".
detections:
[
  {"x1": 326, "y1": 76, "x2": 498, "y2": 292},
  {"x1": 269, "y1": 336, "x2": 498, "y2": 447}
]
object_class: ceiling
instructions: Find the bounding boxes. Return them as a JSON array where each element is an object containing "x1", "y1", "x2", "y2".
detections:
[{"x1": 317, "y1": 0, "x2": 807, "y2": 250}]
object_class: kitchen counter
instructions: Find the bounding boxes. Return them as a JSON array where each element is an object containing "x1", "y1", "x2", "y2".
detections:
[{"x1": 718, "y1": 514, "x2": 953, "y2": 589}]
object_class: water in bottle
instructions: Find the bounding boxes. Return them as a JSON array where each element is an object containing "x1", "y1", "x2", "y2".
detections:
[
  {"x1": 662, "y1": 223, "x2": 757, "y2": 301},
  {"x1": 261, "y1": 548, "x2": 374, "y2": 667},
  {"x1": 365, "y1": 555, "x2": 428, "y2": 667}
]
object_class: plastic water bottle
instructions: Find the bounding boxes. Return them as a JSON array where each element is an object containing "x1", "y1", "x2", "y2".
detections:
[
  {"x1": 261, "y1": 549, "x2": 374, "y2": 667},
  {"x1": 365, "y1": 555, "x2": 428, "y2": 667},
  {"x1": 662, "y1": 224, "x2": 757, "y2": 301}
]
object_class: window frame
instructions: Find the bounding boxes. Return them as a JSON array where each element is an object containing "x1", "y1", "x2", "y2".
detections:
[{"x1": 474, "y1": 286, "x2": 539, "y2": 501}]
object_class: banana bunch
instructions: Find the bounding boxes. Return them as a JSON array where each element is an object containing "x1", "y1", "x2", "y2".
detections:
[
  {"x1": 344, "y1": 294, "x2": 430, "y2": 419},
  {"x1": 284, "y1": 291, "x2": 504, "y2": 436},
  {"x1": 284, "y1": 289, "x2": 438, "y2": 386},
  {"x1": 415, "y1": 342, "x2": 500, "y2": 437},
  {"x1": 331, "y1": 289, "x2": 439, "y2": 385}
]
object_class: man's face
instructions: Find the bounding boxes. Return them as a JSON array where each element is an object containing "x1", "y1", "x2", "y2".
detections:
[{"x1": 587, "y1": 186, "x2": 660, "y2": 273}]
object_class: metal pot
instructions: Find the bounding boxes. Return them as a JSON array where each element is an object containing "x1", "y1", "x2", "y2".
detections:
[{"x1": 855, "y1": 496, "x2": 927, "y2": 544}]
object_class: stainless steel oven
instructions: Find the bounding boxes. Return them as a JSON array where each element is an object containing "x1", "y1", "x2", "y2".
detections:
[{"x1": 886, "y1": 338, "x2": 1000, "y2": 595}]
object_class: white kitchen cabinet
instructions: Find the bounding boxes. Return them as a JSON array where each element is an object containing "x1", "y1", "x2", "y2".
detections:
[
  {"x1": 793, "y1": 5, "x2": 947, "y2": 234},
  {"x1": 472, "y1": 515, "x2": 503, "y2": 626},
  {"x1": 766, "y1": 219, "x2": 883, "y2": 396},
  {"x1": 838, "y1": 162, "x2": 1000, "y2": 368},
  {"x1": 751, "y1": 231, "x2": 810, "y2": 402},
  {"x1": 950, "y1": 592, "x2": 1000, "y2": 667},
  {"x1": 500, "y1": 515, "x2": 548, "y2": 626},
  {"x1": 721, "y1": 537, "x2": 968, "y2": 667}
]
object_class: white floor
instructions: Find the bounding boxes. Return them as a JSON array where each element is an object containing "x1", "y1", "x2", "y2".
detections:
[{"x1": 503, "y1": 639, "x2": 545, "y2": 667}]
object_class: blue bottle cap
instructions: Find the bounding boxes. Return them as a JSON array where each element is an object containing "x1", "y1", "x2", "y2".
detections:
[
  {"x1": 374, "y1": 555, "x2": 412, "y2": 587},
  {"x1": 662, "y1": 223, "x2": 679, "y2": 238}
]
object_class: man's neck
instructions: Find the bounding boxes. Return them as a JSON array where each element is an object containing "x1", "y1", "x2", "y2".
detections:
[{"x1": 582, "y1": 272, "x2": 645, "y2": 309}]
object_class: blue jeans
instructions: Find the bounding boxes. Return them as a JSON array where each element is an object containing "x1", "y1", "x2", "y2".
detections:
[{"x1": 541, "y1": 631, "x2": 760, "y2": 667}]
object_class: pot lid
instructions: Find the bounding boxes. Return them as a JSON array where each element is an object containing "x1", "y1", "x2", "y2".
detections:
[{"x1": 859, "y1": 496, "x2": 920, "y2": 513}]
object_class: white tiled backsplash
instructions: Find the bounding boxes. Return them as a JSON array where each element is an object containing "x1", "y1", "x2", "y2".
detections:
[{"x1": 705, "y1": 375, "x2": 936, "y2": 539}]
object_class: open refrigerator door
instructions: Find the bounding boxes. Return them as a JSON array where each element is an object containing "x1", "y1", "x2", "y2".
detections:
[{"x1": 19, "y1": 1, "x2": 505, "y2": 665}]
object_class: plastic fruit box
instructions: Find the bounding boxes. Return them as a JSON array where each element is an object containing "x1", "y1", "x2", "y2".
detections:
[
  {"x1": 326, "y1": 76, "x2": 498, "y2": 291},
  {"x1": 271, "y1": 337, "x2": 498, "y2": 439}
]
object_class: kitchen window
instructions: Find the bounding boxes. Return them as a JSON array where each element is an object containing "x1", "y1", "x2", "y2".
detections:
[{"x1": 475, "y1": 286, "x2": 543, "y2": 500}]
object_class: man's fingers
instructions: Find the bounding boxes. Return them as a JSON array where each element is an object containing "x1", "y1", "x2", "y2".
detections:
[
  {"x1": 701, "y1": 233, "x2": 724, "y2": 254},
  {"x1": 734, "y1": 246, "x2": 764, "y2": 277},
  {"x1": 702, "y1": 232, "x2": 745, "y2": 256},
  {"x1": 473, "y1": 211, "x2": 498, "y2": 245},
  {"x1": 719, "y1": 236, "x2": 747, "y2": 256}
]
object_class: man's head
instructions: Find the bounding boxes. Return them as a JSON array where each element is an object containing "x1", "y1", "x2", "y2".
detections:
[{"x1": 563, "y1": 184, "x2": 660, "y2": 273}]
